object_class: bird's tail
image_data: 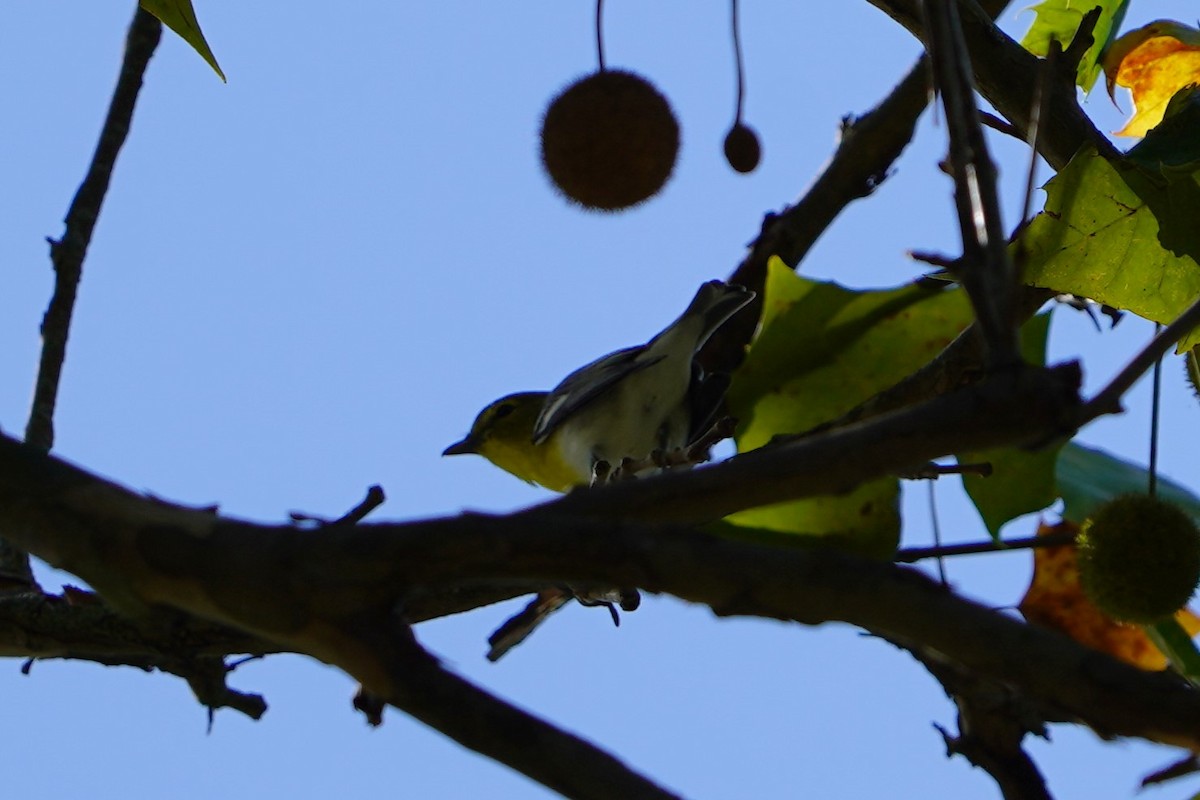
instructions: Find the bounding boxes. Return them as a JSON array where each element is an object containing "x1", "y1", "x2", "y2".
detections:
[{"x1": 680, "y1": 279, "x2": 755, "y2": 347}]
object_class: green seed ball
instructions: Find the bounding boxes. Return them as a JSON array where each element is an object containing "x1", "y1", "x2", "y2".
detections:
[
  {"x1": 1078, "y1": 493, "x2": 1200, "y2": 624},
  {"x1": 723, "y1": 122, "x2": 761, "y2": 173},
  {"x1": 540, "y1": 70, "x2": 680, "y2": 212}
]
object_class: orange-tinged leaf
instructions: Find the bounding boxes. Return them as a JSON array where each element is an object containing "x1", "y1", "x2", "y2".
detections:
[
  {"x1": 1102, "y1": 20, "x2": 1200, "y2": 137},
  {"x1": 1018, "y1": 520, "x2": 1200, "y2": 669}
]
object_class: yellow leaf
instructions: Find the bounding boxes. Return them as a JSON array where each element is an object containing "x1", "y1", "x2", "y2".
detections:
[
  {"x1": 140, "y1": 0, "x2": 225, "y2": 82},
  {"x1": 1018, "y1": 520, "x2": 1200, "y2": 670},
  {"x1": 1102, "y1": 20, "x2": 1200, "y2": 137}
]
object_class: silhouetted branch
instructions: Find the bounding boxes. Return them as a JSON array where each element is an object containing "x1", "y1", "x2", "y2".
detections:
[
  {"x1": 367, "y1": 622, "x2": 683, "y2": 800},
  {"x1": 1080, "y1": 294, "x2": 1200, "y2": 424},
  {"x1": 3, "y1": 6, "x2": 163, "y2": 587},
  {"x1": 922, "y1": 0, "x2": 1020, "y2": 367},
  {"x1": 28, "y1": 6, "x2": 161, "y2": 451},
  {"x1": 866, "y1": 0, "x2": 1117, "y2": 170},
  {"x1": 921, "y1": 651, "x2": 1053, "y2": 800}
]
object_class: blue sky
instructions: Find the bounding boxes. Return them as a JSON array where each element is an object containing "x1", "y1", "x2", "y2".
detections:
[{"x1": 3, "y1": 2, "x2": 1199, "y2": 798}]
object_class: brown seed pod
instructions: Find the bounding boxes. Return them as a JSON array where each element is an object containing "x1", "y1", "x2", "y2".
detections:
[
  {"x1": 723, "y1": 122, "x2": 761, "y2": 173},
  {"x1": 540, "y1": 69, "x2": 679, "y2": 211}
]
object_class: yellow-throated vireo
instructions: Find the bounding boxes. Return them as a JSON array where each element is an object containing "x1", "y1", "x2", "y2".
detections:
[{"x1": 444, "y1": 280, "x2": 754, "y2": 490}]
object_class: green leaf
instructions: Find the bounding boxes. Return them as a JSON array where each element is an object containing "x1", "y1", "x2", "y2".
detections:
[
  {"x1": 1125, "y1": 84, "x2": 1200, "y2": 171},
  {"x1": 1019, "y1": 0, "x2": 1128, "y2": 91},
  {"x1": 1022, "y1": 145, "x2": 1200, "y2": 350},
  {"x1": 1056, "y1": 441, "x2": 1200, "y2": 524},
  {"x1": 720, "y1": 483, "x2": 901, "y2": 560},
  {"x1": 957, "y1": 314, "x2": 1059, "y2": 538},
  {"x1": 724, "y1": 257, "x2": 974, "y2": 557},
  {"x1": 1145, "y1": 618, "x2": 1200, "y2": 685},
  {"x1": 140, "y1": 0, "x2": 225, "y2": 81}
]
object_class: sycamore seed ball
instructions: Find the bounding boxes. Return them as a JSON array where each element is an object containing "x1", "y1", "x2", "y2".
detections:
[
  {"x1": 540, "y1": 69, "x2": 680, "y2": 211},
  {"x1": 1078, "y1": 493, "x2": 1200, "y2": 624},
  {"x1": 723, "y1": 122, "x2": 761, "y2": 174}
]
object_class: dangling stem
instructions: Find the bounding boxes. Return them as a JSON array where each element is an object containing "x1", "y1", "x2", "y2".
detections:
[
  {"x1": 1149, "y1": 322, "x2": 1163, "y2": 497},
  {"x1": 595, "y1": 0, "x2": 606, "y2": 72},
  {"x1": 730, "y1": 0, "x2": 745, "y2": 124},
  {"x1": 928, "y1": 482, "x2": 948, "y2": 586}
]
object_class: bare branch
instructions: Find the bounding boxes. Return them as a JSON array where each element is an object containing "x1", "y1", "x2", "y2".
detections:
[
  {"x1": 27, "y1": 7, "x2": 161, "y2": 451},
  {"x1": 1079, "y1": 295, "x2": 1200, "y2": 424},
  {"x1": 4, "y1": 6, "x2": 162, "y2": 588},
  {"x1": 4, "y1": 432, "x2": 1200, "y2": 755},
  {"x1": 896, "y1": 529, "x2": 1076, "y2": 563}
]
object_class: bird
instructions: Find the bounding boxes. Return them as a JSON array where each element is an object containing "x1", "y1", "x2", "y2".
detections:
[
  {"x1": 443, "y1": 279, "x2": 754, "y2": 489},
  {"x1": 442, "y1": 279, "x2": 754, "y2": 660}
]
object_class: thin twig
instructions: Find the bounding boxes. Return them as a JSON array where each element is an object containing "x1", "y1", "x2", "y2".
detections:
[
  {"x1": 26, "y1": 7, "x2": 162, "y2": 451},
  {"x1": 895, "y1": 529, "x2": 1077, "y2": 563},
  {"x1": 922, "y1": 0, "x2": 1019, "y2": 368},
  {"x1": 3, "y1": 6, "x2": 162, "y2": 588},
  {"x1": 1079, "y1": 296, "x2": 1200, "y2": 425},
  {"x1": 336, "y1": 485, "x2": 387, "y2": 525},
  {"x1": 900, "y1": 461, "x2": 993, "y2": 479},
  {"x1": 978, "y1": 110, "x2": 1023, "y2": 140}
]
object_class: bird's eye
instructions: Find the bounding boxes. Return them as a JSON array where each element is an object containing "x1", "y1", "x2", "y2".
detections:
[{"x1": 494, "y1": 403, "x2": 516, "y2": 419}]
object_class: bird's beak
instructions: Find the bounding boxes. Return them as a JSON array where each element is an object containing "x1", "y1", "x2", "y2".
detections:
[{"x1": 442, "y1": 437, "x2": 477, "y2": 456}]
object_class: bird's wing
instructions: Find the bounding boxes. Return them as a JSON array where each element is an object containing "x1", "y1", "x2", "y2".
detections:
[{"x1": 532, "y1": 345, "x2": 665, "y2": 444}]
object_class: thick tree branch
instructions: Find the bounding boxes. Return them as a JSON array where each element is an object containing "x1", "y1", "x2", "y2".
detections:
[
  {"x1": 0, "y1": 589, "x2": 271, "y2": 719},
  {"x1": 866, "y1": 0, "x2": 1118, "y2": 170},
  {"x1": 0, "y1": 338, "x2": 1196, "y2": 797},
  {"x1": 0, "y1": 589, "x2": 269, "y2": 661},
  {"x1": 3, "y1": 430, "x2": 1200, "y2": 756}
]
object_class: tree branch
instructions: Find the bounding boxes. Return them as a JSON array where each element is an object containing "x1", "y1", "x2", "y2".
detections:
[
  {"x1": 4, "y1": 432, "x2": 1200, "y2": 756},
  {"x1": 1079, "y1": 293, "x2": 1200, "y2": 424},
  {"x1": 27, "y1": 6, "x2": 161, "y2": 451},
  {"x1": 704, "y1": 45, "x2": 939, "y2": 373},
  {"x1": 3, "y1": 5, "x2": 162, "y2": 587},
  {"x1": 922, "y1": 0, "x2": 1020, "y2": 367},
  {"x1": 919, "y1": 649, "x2": 1053, "y2": 800},
  {"x1": 866, "y1": 0, "x2": 1118, "y2": 170},
  {"x1": 541, "y1": 364, "x2": 1080, "y2": 523}
]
